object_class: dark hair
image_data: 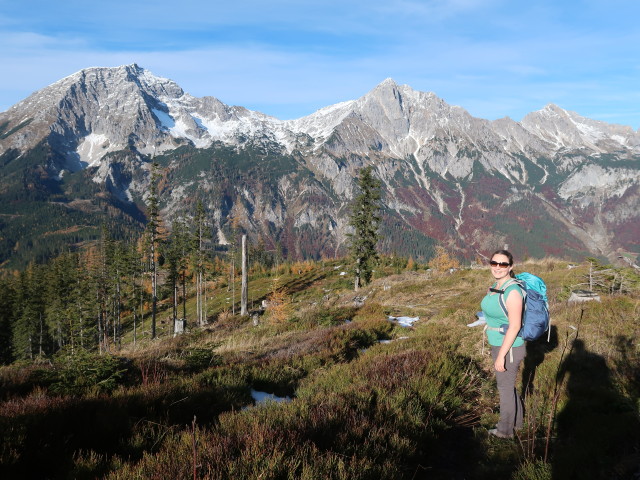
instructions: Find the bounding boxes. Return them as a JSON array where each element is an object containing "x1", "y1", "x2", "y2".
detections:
[{"x1": 491, "y1": 249, "x2": 516, "y2": 278}]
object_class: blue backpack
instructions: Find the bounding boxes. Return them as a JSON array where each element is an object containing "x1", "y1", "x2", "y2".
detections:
[{"x1": 496, "y1": 273, "x2": 550, "y2": 341}]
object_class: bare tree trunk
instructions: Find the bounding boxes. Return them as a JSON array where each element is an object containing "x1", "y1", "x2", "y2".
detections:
[
  {"x1": 241, "y1": 235, "x2": 248, "y2": 316},
  {"x1": 204, "y1": 276, "x2": 208, "y2": 323},
  {"x1": 97, "y1": 289, "x2": 103, "y2": 355},
  {"x1": 182, "y1": 272, "x2": 187, "y2": 322},
  {"x1": 231, "y1": 258, "x2": 235, "y2": 315},
  {"x1": 39, "y1": 314, "x2": 43, "y2": 356},
  {"x1": 115, "y1": 270, "x2": 121, "y2": 350},
  {"x1": 78, "y1": 278, "x2": 84, "y2": 348},
  {"x1": 173, "y1": 280, "x2": 178, "y2": 332},
  {"x1": 133, "y1": 272, "x2": 137, "y2": 346},
  {"x1": 151, "y1": 235, "x2": 157, "y2": 339},
  {"x1": 196, "y1": 221, "x2": 204, "y2": 326},
  {"x1": 139, "y1": 275, "x2": 145, "y2": 344},
  {"x1": 198, "y1": 271, "x2": 203, "y2": 325},
  {"x1": 196, "y1": 273, "x2": 200, "y2": 326},
  {"x1": 113, "y1": 297, "x2": 117, "y2": 347}
]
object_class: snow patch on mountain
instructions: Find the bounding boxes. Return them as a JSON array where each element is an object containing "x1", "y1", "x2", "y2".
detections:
[
  {"x1": 287, "y1": 100, "x2": 355, "y2": 142},
  {"x1": 573, "y1": 119, "x2": 604, "y2": 143},
  {"x1": 152, "y1": 108, "x2": 175, "y2": 130},
  {"x1": 78, "y1": 133, "x2": 114, "y2": 167}
]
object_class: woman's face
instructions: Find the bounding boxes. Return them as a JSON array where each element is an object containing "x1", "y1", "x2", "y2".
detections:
[{"x1": 490, "y1": 253, "x2": 512, "y2": 280}]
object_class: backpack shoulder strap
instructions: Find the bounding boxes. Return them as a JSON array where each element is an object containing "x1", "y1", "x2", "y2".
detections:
[{"x1": 496, "y1": 279, "x2": 524, "y2": 319}]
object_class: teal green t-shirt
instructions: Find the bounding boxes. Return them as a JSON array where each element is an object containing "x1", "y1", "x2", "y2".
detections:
[{"x1": 480, "y1": 282, "x2": 525, "y2": 347}]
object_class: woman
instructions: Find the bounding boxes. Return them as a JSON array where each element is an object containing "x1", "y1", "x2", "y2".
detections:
[{"x1": 481, "y1": 249, "x2": 525, "y2": 439}]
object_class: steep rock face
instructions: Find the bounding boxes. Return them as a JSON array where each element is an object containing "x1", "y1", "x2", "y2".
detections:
[
  {"x1": 0, "y1": 65, "x2": 292, "y2": 172},
  {"x1": 1, "y1": 65, "x2": 181, "y2": 168},
  {"x1": 0, "y1": 65, "x2": 638, "y2": 266}
]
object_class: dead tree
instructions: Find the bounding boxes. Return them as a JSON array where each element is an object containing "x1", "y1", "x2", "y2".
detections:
[{"x1": 241, "y1": 235, "x2": 248, "y2": 316}]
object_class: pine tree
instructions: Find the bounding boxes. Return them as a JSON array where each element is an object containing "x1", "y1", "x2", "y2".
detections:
[
  {"x1": 348, "y1": 166, "x2": 382, "y2": 291},
  {"x1": 92, "y1": 227, "x2": 108, "y2": 352},
  {"x1": 75, "y1": 250, "x2": 99, "y2": 350},
  {"x1": 177, "y1": 222, "x2": 190, "y2": 323},
  {"x1": 127, "y1": 238, "x2": 146, "y2": 346},
  {"x1": 146, "y1": 162, "x2": 162, "y2": 339},
  {"x1": 109, "y1": 239, "x2": 132, "y2": 350},
  {"x1": 227, "y1": 212, "x2": 241, "y2": 314},
  {"x1": 44, "y1": 251, "x2": 81, "y2": 352},
  {"x1": 165, "y1": 218, "x2": 191, "y2": 332},
  {"x1": 192, "y1": 201, "x2": 210, "y2": 326},
  {"x1": 85, "y1": 238, "x2": 110, "y2": 352},
  {"x1": 12, "y1": 265, "x2": 51, "y2": 360},
  {"x1": 0, "y1": 277, "x2": 16, "y2": 364}
]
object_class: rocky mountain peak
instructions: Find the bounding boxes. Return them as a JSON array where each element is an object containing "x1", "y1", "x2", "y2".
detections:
[
  {"x1": 1, "y1": 65, "x2": 639, "y2": 176},
  {"x1": 521, "y1": 104, "x2": 640, "y2": 153},
  {"x1": 379, "y1": 77, "x2": 398, "y2": 87},
  {"x1": 0, "y1": 64, "x2": 198, "y2": 167},
  {"x1": 0, "y1": 65, "x2": 638, "y2": 267}
]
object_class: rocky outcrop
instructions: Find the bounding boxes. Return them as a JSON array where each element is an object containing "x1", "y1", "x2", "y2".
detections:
[{"x1": 1, "y1": 65, "x2": 638, "y2": 262}]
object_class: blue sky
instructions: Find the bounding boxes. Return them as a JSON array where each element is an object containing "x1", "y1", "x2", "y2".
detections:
[{"x1": 1, "y1": 0, "x2": 639, "y2": 128}]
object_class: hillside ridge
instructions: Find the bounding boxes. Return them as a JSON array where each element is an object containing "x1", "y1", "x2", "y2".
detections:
[{"x1": 0, "y1": 65, "x2": 638, "y2": 268}]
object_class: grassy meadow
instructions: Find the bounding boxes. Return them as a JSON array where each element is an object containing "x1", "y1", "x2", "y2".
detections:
[{"x1": 1, "y1": 258, "x2": 638, "y2": 479}]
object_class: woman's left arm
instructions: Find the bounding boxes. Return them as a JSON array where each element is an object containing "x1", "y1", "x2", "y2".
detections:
[{"x1": 494, "y1": 289, "x2": 523, "y2": 372}]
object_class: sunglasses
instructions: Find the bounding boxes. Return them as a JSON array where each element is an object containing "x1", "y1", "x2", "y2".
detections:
[{"x1": 489, "y1": 260, "x2": 511, "y2": 267}]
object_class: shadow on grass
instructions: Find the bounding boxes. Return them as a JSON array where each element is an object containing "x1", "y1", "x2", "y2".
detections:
[
  {"x1": 522, "y1": 326, "x2": 559, "y2": 397},
  {"x1": 221, "y1": 269, "x2": 329, "y2": 318},
  {"x1": 552, "y1": 338, "x2": 640, "y2": 479},
  {"x1": 0, "y1": 383, "x2": 250, "y2": 479}
]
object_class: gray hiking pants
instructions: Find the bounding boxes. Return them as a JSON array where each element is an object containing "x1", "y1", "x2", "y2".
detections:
[{"x1": 491, "y1": 344, "x2": 526, "y2": 436}]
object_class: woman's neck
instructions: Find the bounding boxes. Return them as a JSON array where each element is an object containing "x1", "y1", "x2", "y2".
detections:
[{"x1": 495, "y1": 276, "x2": 511, "y2": 288}]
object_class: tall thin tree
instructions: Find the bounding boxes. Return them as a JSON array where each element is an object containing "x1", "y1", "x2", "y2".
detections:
[
  {"x1": 192, "y1": 201, "x2": 209, "y2": 326},
  {"x1": 146, "y1": 162, "x2": 162, "y2": 339},
  {"x1": 0, "y1": 278, "x2": 16, "y2": 364},
  {"x1": 348, "y1": 166, "x2": 383, "y2": 291},
  {"x1": 165, "y1": 218, "x2": 191, "y2": 332},
  {"x1": 241, "y1": 234, "x2": 248, "y2": 316},
  {"x1": 12, "y1": 265, "x2": 50, "y2": 360}
]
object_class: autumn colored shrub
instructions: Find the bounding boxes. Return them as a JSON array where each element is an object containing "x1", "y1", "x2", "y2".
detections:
[
  {"x1": 428, "y1": 245, "x2": 461, "y2": 273},
  {"x1": 265, "y1": 276, "x2": 292, "y2": 324},
  {"x1": 353, "y1": 301, "x2": 386, "y2": 321}
]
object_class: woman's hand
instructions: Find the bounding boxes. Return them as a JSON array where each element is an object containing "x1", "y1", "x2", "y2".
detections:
[{"x1": 494, "y1": 355, "x2": 506, "y2": 372}]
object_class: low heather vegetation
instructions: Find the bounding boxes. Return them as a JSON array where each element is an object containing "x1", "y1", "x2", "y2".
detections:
[{"x1": 1, "y1": 258, "x2": 639, "y2": 479}]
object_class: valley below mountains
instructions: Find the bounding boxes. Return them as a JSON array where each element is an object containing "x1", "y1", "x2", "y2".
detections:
[{"x1": 0, "y1": 64, "x2": 638, "y2": 268}]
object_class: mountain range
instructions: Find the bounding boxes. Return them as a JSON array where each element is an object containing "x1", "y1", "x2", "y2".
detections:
[{"x1": 1, "y1": 64, "x2": 638, "y2": 268}]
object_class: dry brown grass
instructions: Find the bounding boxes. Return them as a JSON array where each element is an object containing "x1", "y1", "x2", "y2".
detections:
[{"x1": 4, "y1": 258, "x2": 637, "y2": 480}]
